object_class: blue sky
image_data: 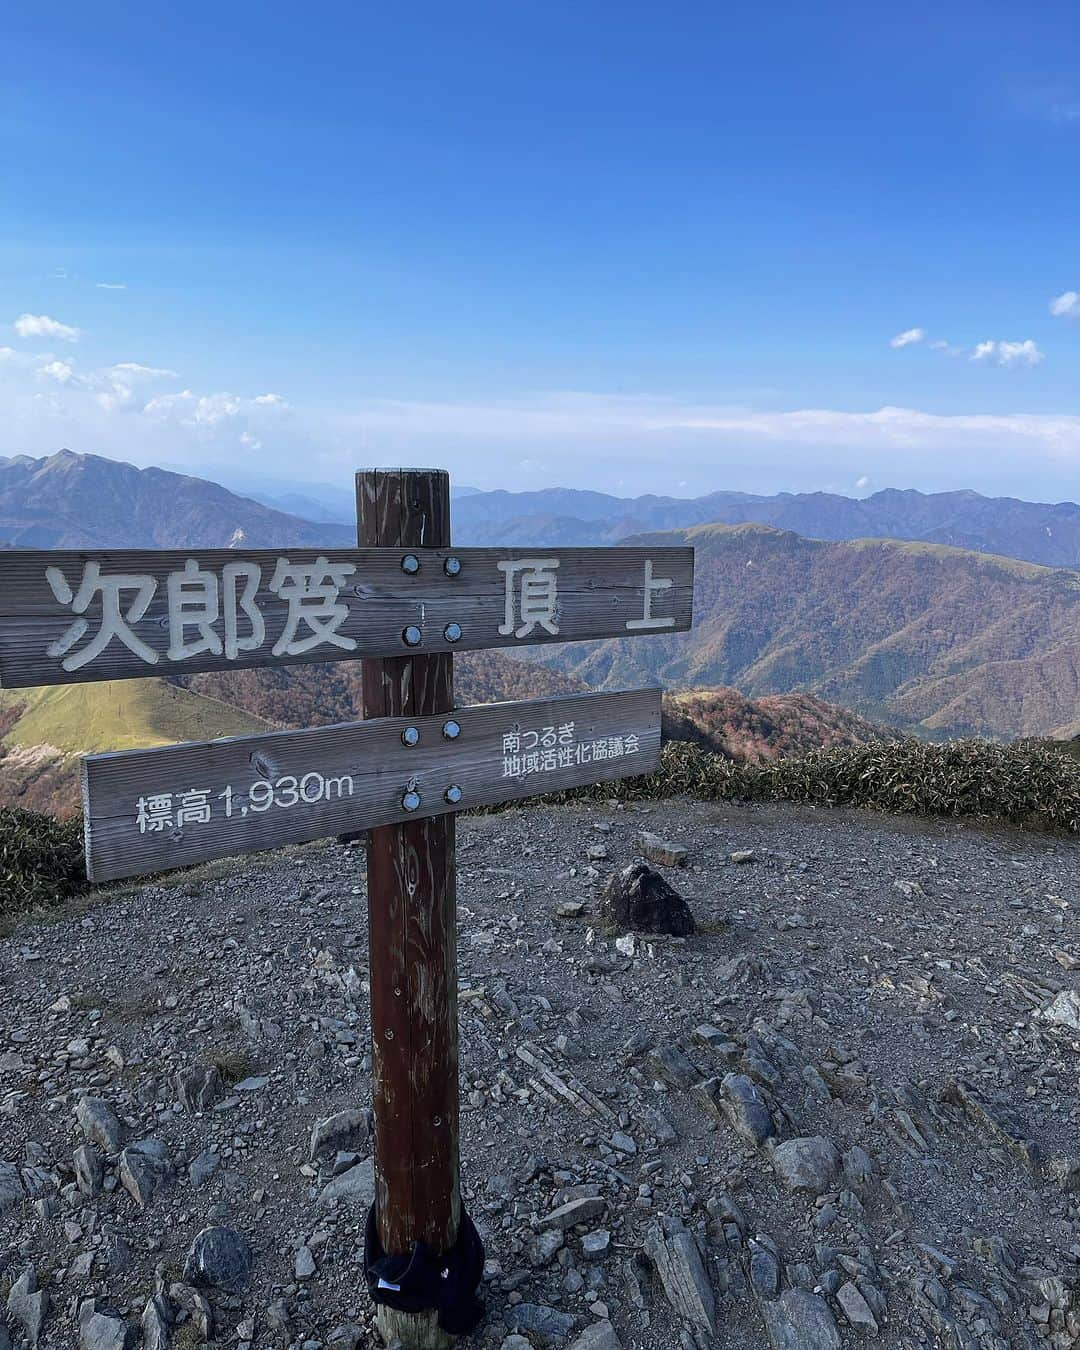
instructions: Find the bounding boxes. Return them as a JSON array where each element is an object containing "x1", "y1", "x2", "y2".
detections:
[{"x1": 4, "y1": 1, "x2": 1080, "y2": 500}]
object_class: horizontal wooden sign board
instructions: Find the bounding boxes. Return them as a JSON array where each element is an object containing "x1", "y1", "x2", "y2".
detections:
[
  {"x1": 0, "y1": 546, "x2": 693, "y2": 689},
  {"x1": 81, "y1": 687, "x2": 661, "y2": 883}
]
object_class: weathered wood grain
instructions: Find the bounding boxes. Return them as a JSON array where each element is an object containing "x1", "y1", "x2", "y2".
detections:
[
  {"x1": 80, "y1": 688, "x2": 660, "y2": 882},
  {"x1": 357, "y1": 467, "x2": 458, "y2": 1350},
  {"x1": 0, "y1": 544, "x2": 694, "y2": 688}
]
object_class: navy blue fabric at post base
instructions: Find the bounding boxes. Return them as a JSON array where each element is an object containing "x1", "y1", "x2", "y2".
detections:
[{"x1": 363, "y1": 1206, "x2": 485, "y2": 1335}]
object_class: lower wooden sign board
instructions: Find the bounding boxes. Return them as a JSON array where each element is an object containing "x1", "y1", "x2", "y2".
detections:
[{"x1": 81, "y1": 687, "x2": 661, "y2": 883}]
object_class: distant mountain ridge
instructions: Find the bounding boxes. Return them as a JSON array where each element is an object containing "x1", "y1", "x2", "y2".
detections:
[
  {"x1": 536, "y1": 522, "x2": 1080, "y2": 741},
  {"x1": 7, "y1": 450, "x2": 1080, "y2": 569},
  {"x1": 0, "y1": 450, "x2": 353, "y2": 549},
  {"x1": 452, "y1": 483, "x2": 1080, "y2": 566}
]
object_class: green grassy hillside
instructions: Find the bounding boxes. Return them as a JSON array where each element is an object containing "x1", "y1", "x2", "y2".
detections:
[
  {"x1": 0, "y1": 679, "x2": 272, "y2": 817},
  {"x1": 0, "y1": 680, "x2": 270, "y2": 754}
]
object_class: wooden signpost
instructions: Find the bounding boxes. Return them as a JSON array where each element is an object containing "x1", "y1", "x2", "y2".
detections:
[{"x1": 0, "y1": 467, "x2": 693, "y2": 1348}]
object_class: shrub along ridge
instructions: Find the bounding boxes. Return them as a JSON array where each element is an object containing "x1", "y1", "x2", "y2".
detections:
[
  {"x1": 532, "y1": 737, "x2": 1080, "y2": 833},
  {"x1": 2, "y1": 738, "x2": 1077, "y2": 917},
  {"x1": 0, "y1": 806, "x2": 87, "y2": 913}
]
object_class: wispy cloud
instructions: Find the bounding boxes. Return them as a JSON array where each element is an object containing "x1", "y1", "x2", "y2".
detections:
[
  {"x1": 1050, "y1": 290, "x2": 1080, "y2": 318},
  {"x1": 37, "y1": 360, "x2": 75, "y2": 384},
  {"x1": 14, "y1": 313, "x2": 82, "y2": 342},
  {"x1": 95, "y1": 362, "x2": 180, "y2": 411},
  {"x1": 3, "y1": 319, "x2": 1079, "y2": 498},
  {"x1": 95, "y1": 282, "x2": 127, "y2": 290},
  {"x1": 970, "y1": 339, "x2": 1044, "y2": 368},
  {"x1": 892, "y1": 325, "x2": 1044, "y2": 367}
]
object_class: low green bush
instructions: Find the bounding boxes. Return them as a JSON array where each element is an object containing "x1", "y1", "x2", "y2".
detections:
[
  {"x1": 527, "y1": 737, "x2": 1080, "y2": 833},
  {"x1": 0, "y1": 806, "x2": 86, "y2": 915}
]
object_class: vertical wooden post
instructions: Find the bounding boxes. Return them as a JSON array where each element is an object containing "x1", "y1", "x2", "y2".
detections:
[{"x1": 356, "y1": 468, "x2": 462, "y2": 1350}]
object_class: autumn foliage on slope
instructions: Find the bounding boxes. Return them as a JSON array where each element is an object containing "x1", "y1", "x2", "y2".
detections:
[
  {"x1": 176, "y1": 650, "x2": 586, "y2": 729},
  {"x1": 662, "y1": 687, "x2": 893, "y2": 761}
]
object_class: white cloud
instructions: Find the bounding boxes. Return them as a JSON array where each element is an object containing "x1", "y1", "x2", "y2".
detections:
[
  {"x1": 6, "y1": 335, "x2": 1080, "y2": 498},
  {"x1": 95, "y1": 362, "x2": 180, "y2": 411},
  {"x1": 14, "y1": 313, "x2": 82, "y2": 342},
  {"x1": 37, "y1": 360, "x2": 75, "y2": 384},
  {"x1": 890, "y1": 327, "x2": 925, "y2": 348},
  {"x1": 96, "y1": 282, "x2": 127, "y2": 290},
  {"x1": 1050, "y1": 290, "x2": 1080, "y2": 318},
  {"x1": 970, "y1": 339, "x2": 1044, "y2": 368}
]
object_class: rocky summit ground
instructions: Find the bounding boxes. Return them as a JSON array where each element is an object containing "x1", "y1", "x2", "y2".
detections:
[{"x1": 2, "y1": 799, "x2": 1079, "y2": 1350}]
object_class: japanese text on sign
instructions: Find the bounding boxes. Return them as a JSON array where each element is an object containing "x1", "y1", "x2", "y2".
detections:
[
  {"x1": 37, "y1": 554, "x2": 677, "y2": 675},
  {"x1": 46, "y1": 557, "x2": 357, "y2": 673},
  {"x1": 500, "y1": 719, "x2": 641, "y2": 780}
]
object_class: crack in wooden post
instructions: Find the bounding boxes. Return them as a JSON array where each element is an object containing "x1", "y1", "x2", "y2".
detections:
[{"x1": 357, "y1": 468, "x2": 462, "y2": 1349}]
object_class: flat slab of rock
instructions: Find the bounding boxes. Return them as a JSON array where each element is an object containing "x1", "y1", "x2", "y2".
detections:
[
  {"x1": 141, "y1": 1296, "x2": 171, "y2": 1350},
  {"x1": 317, "y1": 1157, "x2": 375, "y2": 1208},
  {"x1": 74, "y1": 1144, "x2": 104, "y2": 1197},
  {"x1": 600, "y1": 863, "x2": 696, "y2": 936},
  {"x1": 7, "y1": 1268, "x2": 48, "y2": 1348},
  {"x1": 762, "y1": 1289, "x2": 841, "y2": 1350},
  {"x1": 1039, "y1": 989, "x2": 1080, "y2": 1031},
  {"x1": 643, "y1": 1215, "x2": 716, "y2": 1334},
  {"x1": 536, "y1": 1195, "x2": 607, "y2": 1232},
  {"x1": 569, "y1": 1322, "x2": 622, "y2": 1350},
  {"x1": 646, "y1": 1043, "x2": 700, "y2": 1089},
  {"x1": 79, "y1": 1302, "x2": 136, "y2": 1350},
  {"x1": 504, "y1": 1303, "x2": 578, "y2": 1344},
  {"x1": 638, "y1": 831, "x2": 688, "y2": 867},
  {"x1": 941, "y1": 1079, "x2": 1039, "y2": 1171},
  {"x1": 771, "y1": 1137, "x2": 840, "y2": 1194},
  {"x1": 310, "y1": 1107, "x2": 371, "y2": 1160},
  {"x1": 174, "y1": 1063, "x2": 223, "y2": 1113},
  {"x1": 836, "y1": 1281, "x2": 879, "y2": 1334}
]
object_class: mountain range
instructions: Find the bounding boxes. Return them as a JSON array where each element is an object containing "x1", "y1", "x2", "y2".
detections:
[
  {"x1": 2, "y1": 450, "x2": 1080, "y2": 743},
  {"x1": 537, "y1": 522, "x2": 1080, "y2": 740},
  {"x1": 7, "y1": 450, "x2": 1080, "y2": 571},
  {"x1": 0, "y1": 450, "x2": 354, "y2": 549},
  {"x1": 451, "y1": 484, "x2": 1080, "y2": 566}
]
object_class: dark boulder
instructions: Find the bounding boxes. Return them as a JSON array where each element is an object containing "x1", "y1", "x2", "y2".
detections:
[{"x1": 600, "y1": 863, "x2": 696, "y2": 936}]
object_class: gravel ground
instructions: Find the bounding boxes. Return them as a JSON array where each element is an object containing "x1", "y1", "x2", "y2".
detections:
[{"x1": 1, "y1": 797, "x2": 1079, "y2": 1350}]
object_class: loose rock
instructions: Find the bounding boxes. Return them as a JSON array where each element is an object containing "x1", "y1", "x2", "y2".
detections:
[
  {"x1": 600, "y1": 863, "x2": 696, "y2": 936},
  {"x1": 183, "y1": 1225, "x2": 255, "y2": 1294},
  {"x1": 762, "y1": 1288, "x2": 841, "y2": 1350},
  {"x1": 770, "y1": 1137, "x2": 841, "y2": 1195},
  {"x1": 643, "y1": 1216, "x2": 716, "y2": 1334}
]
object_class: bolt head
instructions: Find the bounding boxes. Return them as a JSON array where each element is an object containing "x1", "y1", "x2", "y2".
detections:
[
  {"x1": 442, "y1": 719, "x2": 461, "y2": 740},
  {"x1": 401, "y1": 554, "x2": 421, "y2": 574},
  {"x1": 444, "y1": 784, "x2": 463, "y2": 805},
  {"x1": 401, "y1": 726, "x2": 420, "y2": 747},
  {"x1": 444, "y1": 622, "x2": 462, "y2": 643},
  {"x1": 401, "y1": 789, "x2": 422, "y2": 812},
  {"x1": 402, "y1": 625, "x2": 422, "y2": 647},
  {"x1": 443, "y1": 556, "x2": 462, "y2": 577}
]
